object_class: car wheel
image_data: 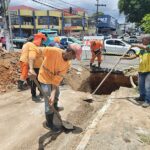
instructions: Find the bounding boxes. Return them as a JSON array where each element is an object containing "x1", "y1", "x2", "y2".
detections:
[{"x1": 127, "y1": 50, "x2": 135, "y2": 55}]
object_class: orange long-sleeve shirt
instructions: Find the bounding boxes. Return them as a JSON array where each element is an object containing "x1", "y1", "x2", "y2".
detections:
[
  {"x1": 20, "y1": 42, "x2": 43, "y2": 68},
  {"x1": 90, "y1": 40, "x2": 103, "y2": 52},
  {"x1": 28, "y1": 44, "x2": 43, "y2": 68},
  {"x1": 38, "y1": 47, "x2": 70, "y2": 86},
  {"x1": 20, "y1": 42, "x2": 35, "y2": 63}
]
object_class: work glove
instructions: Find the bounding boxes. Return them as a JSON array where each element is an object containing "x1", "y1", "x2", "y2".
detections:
[{"x1": 94, "y1": 49, "x2": 101, "y2": 55}]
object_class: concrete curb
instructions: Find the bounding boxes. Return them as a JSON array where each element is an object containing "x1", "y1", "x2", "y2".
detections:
[{"x1": 76, "y1": 92, "x2": 116, "y2": 150}]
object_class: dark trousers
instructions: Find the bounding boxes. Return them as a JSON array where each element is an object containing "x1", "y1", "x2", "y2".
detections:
[
  {"x1": 2, "y1": 43, "x2": 6, "y2": 49},
  {"x1": 30, "y1": 68, "x2": 41, "y2": 97}
]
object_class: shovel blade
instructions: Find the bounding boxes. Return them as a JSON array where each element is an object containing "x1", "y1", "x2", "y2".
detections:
[
  {"x1": 62, "y1": 120, "x2": 74, "y2": 130},
  {"x1": 83, "y1": 99, "x2": 94, "y2": 103}
]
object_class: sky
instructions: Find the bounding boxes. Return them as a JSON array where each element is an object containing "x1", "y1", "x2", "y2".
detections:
[{"x1": 10, "y1": 0, "x2": 125, "y2": 23}]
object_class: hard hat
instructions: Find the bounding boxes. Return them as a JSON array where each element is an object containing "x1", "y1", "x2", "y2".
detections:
[{"x1": 33, "y1": 32, "x2": 47, "y2": 46}]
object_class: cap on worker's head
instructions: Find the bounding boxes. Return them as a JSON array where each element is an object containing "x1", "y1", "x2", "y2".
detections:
[
  {"x1": 33, "y1": 32, "x2": 47, "y2": 46},
  {"x1": 67, "y1": 43, "x2": 82, "y2": 61},
  {"x1": 54, "y1": 36, "x2": 60, "y2": 43}
]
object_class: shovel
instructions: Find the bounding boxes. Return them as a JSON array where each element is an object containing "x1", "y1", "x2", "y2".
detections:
[{"x1": 30, "y1": 75, "x2": 74, "y2": 130}]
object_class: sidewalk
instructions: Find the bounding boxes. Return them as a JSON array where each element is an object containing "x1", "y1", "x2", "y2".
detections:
[{"x1": 78, "y1": 87, "x2": 150, "y2": 150}]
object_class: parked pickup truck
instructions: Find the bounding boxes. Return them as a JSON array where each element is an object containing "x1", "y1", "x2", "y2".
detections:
[
  {"x1": 38, "y1": 29, "x2": 58, "y2": 46},
  {"x1": 60, "y1": 36, "x2": 83, "y2": 48},
  {"x1": 13, "y1": 38, "x2": 27, "y2": 49},
  {"x1": 13, "y1": 29, "x2": 58, "y2": 48}
]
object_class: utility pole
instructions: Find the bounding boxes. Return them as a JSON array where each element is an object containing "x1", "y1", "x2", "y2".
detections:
[
  {"x1": 95, "y1": 0, "x2": 106, "y2": 35},
  {"x1": 82, "y1": 11, "x2": 86, "y2": 39},
  {"x1": 61, "y1": 11, "x2": 64, "y2": 36},
  {"x1": 8, "y1": 9, "x2": 13, "y2": 50}
]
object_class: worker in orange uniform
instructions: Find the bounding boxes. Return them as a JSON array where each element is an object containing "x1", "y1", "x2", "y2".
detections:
[
  {"x1": 29, "y1": 44, "x2": 82, "y2": 133},
  {"x1": 90, "y1": 40, "x2": 103, "y2": 68},
  {"x1": 18, "y1": 36, "x2": 34, "y2": 91},
  {"x1": 28, "y1": 32, "x2": 47, "y2": 101},
  {"x1": 54, "y1": 36, "x2": 60, "y2": 43},
  {"x1": 18, "y1": 33, "x2": 47, "y2": 101}
]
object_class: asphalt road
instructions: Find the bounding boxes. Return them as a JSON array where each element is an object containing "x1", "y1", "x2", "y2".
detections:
[{"x1": 73, "y1": 51, "x2": 139, "y2": 71}]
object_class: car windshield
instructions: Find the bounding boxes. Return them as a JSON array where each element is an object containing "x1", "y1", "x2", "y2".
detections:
[{"x1": 47, "y1": 33, "x2": 57, "y2": 37}]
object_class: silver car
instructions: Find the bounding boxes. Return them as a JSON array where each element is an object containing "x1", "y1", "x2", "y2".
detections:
[{"x1": 104, "y1": 39, "x2": 139, "y2": 55}]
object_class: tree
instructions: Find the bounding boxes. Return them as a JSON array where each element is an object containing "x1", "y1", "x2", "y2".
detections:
[
  {"x1": 118, "y1": 0, "x2": 150, "y2": 23},
  {"x1": 141, "y1": 14, "x2": 150, "y2": 33}
]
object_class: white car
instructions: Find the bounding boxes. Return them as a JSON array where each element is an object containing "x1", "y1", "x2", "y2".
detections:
[{"x1": 104, "y1": 39, "x2": 139, "y2": 55}]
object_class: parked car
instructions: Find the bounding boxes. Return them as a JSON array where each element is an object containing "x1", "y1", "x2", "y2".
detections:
[
  {"x1": 60, "y1": 36, "x2": 83, "y2": 48},
  {"x1": 118, "y1": 35, "x2": 138, "y2": 44},
  {"x1": 128, "y1": 36, "x2": 138, "y2": 43},
  {"x1": 104, "y1": 39, "x2": 139, "y2": 55}
]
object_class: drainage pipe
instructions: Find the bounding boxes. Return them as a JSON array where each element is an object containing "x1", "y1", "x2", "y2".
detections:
[{"x1": 129, "y1": 76, "x2": 137, "y2": 88}]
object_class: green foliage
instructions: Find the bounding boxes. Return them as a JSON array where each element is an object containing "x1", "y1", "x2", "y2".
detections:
[
  {"x1": 118, "y1": 0, "x2": 150, "y2": 23},
  {"x1": 141, "y1": 14, "x2": 150, "y2": 33},
  {"x1": 137, "y1": 133, "x2": 150, "y2": 145}
]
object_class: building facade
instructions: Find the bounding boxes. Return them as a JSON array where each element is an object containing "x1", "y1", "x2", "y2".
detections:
[
  {"x1": 9, "y1": 5, "x2": 62, "y2": 37},
  {"x1": 63, "y1": 8, "x2": 88, "y2": 36},
  {"x1": 9, "y1": 5, "x2": 88, "y2": 38},
  {"x1": 97, "y1": 15, "x2": 118, "y2": 34}
]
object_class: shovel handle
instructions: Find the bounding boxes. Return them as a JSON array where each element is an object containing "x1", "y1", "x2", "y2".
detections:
[{"x1": 29, "y1": 75, "x2": 62, "y2": 120}]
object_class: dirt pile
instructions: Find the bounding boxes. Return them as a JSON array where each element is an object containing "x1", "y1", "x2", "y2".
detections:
[
  {"x1": 0, "y1": 49, "x2": 20, "y2": 93},
  {"x1": 64, "y1": 67, "x2": 91, "y2": 92}
]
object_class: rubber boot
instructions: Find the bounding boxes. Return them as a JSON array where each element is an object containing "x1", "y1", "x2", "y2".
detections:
[
  {"x1": 45, "y1": 113, "x2": 62, "y2": 133},
  {"x1": 45, "y1": 113, "x2": 54, "y2": 130},
  {"x1": 17, "y1": 80, "x2": 24, "y2": 91}
]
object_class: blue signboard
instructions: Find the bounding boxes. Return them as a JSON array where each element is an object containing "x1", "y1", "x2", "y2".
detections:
[{"x1": 97, "y1": 15, "x2": 117, "y2": 30}]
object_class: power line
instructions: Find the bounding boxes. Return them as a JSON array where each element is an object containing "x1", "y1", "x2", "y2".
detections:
[
  {"x1": 33, "y1": 0, "x2": 64, "y2": 10},
  {"x1": 32, "y1": 0, "x2": 89, "y2": 18},
  {"x1": 56, "y1": 0, "x2": 95, "y2": 12}
]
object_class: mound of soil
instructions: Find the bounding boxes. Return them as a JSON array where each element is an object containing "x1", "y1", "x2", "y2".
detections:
[
  {"x1": 64, "y1": 67, "x2": 91, "y2": 92},
  {"x1": 0, "y1": 49, "x2": 20, "y2": 93}
]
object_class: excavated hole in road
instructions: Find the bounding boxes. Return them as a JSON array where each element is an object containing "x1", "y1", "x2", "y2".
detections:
[
  {"x1": 65, "y1": 68, "x2": 138, "y2": 95},
  {"x1": 87, "y1": 72, "x2": 137, "y2": 95}
]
